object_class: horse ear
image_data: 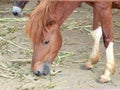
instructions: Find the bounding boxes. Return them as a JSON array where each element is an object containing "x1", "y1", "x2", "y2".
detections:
[{"x1": 23, "y1": 13, "x2": 30, "y2": 17}]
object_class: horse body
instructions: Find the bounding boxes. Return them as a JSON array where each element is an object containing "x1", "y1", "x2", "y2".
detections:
[{"x1": 12, "y1": 0, "x2": 120, "y2": 17}]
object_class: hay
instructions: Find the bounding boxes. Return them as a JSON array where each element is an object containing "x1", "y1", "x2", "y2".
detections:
[
  {"x1": 0, "y1": 36, "x2": 31, "y2": 51},
  {"x1": 0, "y1": 17, "x2": 27, "y2": 22}
]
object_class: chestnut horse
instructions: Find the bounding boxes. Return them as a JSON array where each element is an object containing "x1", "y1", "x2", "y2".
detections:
[{"x1": 25, "y1": 0, "x2": 120, "y2": 83}]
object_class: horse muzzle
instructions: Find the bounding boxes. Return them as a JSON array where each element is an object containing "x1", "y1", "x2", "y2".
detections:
[
  {"x1": 33, "y1": 61, "x2": 51, "y2": 76},
  {"x1": 12, "y1": 6, "x2": 22, "y2": 16}
]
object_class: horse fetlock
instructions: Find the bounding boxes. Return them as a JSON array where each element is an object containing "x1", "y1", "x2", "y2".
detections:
[
  {"x1": 85, "y1": 56, "x2": 99, "y2": 69},
  {"x1": 100, "y1": 62, "x2": 116, "y2": 83},
  {"x1": 106, "y1": 62, "x2": 116, "y2": 75},
  {"x1": 90, "y1": 50, "x2": 100, "y2": 64},
  {"x1": 91, "y1": 55, "x2": 100, "y2": 64},
  {"x1": 85, "y1": 60, "x2": 94, "y2": 69}
]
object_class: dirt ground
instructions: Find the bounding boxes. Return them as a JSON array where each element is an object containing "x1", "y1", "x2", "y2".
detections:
[{"x1": 0, "y1": 1, "x2": 120, "y2": 90}]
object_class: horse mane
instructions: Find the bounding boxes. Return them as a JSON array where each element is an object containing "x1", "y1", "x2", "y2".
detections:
[{"x1": 25, "y1": 0, "x2": 56, "y2": 44}]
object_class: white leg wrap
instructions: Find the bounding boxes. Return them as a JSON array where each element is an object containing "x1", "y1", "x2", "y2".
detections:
[
  {"x1": 85, "y1": 26, "x2": 102, "y2": 69},
  {"x1": 100, "y1": 42, "x2": 115, "y2": 82},
  {"x1": 105, "y1": 42, "x2": 115, "y2": 76},
  {"x1": 90, "y1": 26, "x2": 102, "y2": 61}
]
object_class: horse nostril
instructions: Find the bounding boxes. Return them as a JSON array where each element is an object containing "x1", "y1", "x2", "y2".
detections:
[
  {"x1": 35, "y1": 70, "x2": 42, "y2": 76},
  {"x1": 43, "y1": 67, "x2": 50, "y2": 76},
  {"x1": 12, "y1": 12, "x2": 18, "y2": 16},
  {"x1": 43, "y1": 61, "x2": 50, "y2": 76}
]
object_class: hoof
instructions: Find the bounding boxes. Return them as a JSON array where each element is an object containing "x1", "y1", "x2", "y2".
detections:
[
  {"x1": 85, "y1": 61, "x2": 93, "y2": 69},
  {"x1": 99, "y1": 75, "x2": 111, "y2": 83}
]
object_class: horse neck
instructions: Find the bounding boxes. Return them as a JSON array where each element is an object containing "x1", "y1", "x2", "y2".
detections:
[{"x1": 52, "y1": 1, "x2": 81, "y2": 26}]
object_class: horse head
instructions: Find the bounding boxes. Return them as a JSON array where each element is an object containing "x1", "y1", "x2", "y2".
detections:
[{"x1": 26, "y1": 0, "x2": 62, "y2": 76}]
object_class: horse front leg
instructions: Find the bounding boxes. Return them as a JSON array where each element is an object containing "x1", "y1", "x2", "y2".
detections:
[
  {"x1": 95, "y1": 2, "x2": 115, "y2": 83},
  {"x1": 85, "y1": 5, "x2": 102, "y2": 69},
  {"x1": 100, "y1": 9, "x2": 116, "y2": 83}
]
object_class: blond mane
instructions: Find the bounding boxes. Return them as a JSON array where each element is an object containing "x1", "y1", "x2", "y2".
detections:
[{"x1": 25, "y1": 0, "x2": 56, "y2": 44}]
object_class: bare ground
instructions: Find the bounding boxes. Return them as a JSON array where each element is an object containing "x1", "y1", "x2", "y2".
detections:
[{"x1": 0, "y1": 1, "x2": 120, "y2": 90}]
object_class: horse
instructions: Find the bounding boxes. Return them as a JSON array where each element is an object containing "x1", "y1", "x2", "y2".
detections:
[
  {"x1": 12, "y1": 0, "x2": 40, "y2": 16},
  {"x1": 24, "y1": 0, "x2": 120, "y2": 83}
]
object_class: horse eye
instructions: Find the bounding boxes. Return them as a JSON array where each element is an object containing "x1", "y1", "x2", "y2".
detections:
[{"x1": 44, "y1": 41, "x2": 49, "y2": 44}]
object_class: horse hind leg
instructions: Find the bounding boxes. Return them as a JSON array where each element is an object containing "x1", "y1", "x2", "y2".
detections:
[
  {"x1": 100, "y1": 42, "x2": 116, "y2": 82},
  {"x1": 93, "y1": 2, "x2": 115, "y2": 83},
  {"x1": 100, "y1": 17, "x2": 116, "y2": 82},
  {"x1": 85, "y1": 2, "x2": 116, "y2": 83}
]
